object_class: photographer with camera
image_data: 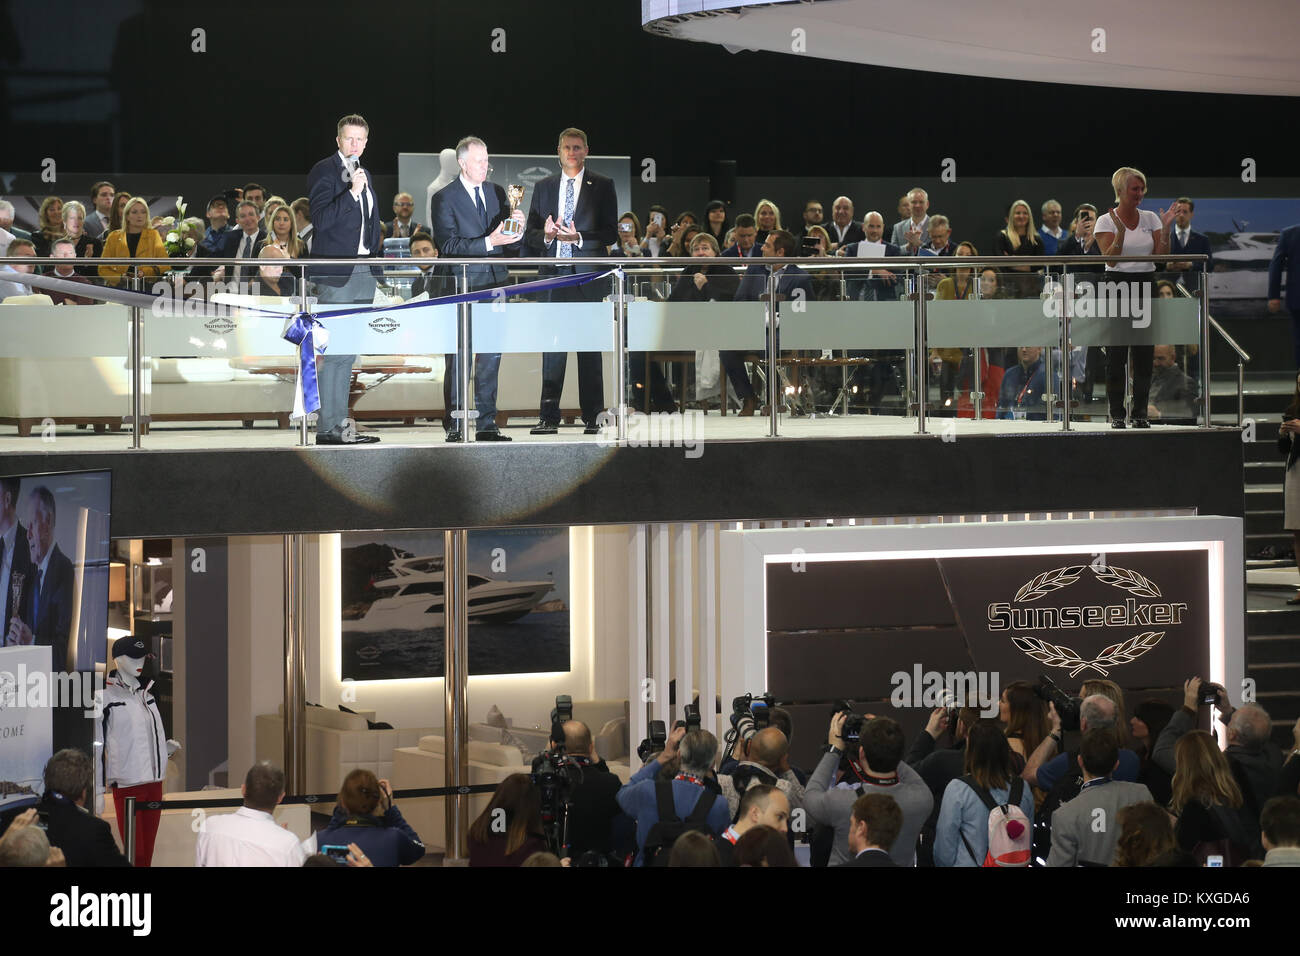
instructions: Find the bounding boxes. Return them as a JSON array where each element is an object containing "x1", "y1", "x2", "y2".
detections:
[
  {"x1": 906, "y1": 705, "x2": 981, "y2": 866},
  {"x1": 717, "y1": 727, "x2": 805, "y2": 820},
  {"x1": 804, "y1": 711, "x2": 933, "y2": 866},
  {"x1": 532, "y1": 719, "x2": 626, "y2": 863},
  {"x1": 1023, "y1": 688, "x2": 1141, "y2": 792},
  {"x1": 616, "y1": 726, "x2": 730, "y2": 866}
]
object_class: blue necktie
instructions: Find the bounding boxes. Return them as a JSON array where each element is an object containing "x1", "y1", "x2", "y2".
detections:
[
  {"x1": 559, "y1": 178, "x2": 575, "y2": 259},
  {"x1": 475, "y1": 187, "x2": 487, "y2": 231}
]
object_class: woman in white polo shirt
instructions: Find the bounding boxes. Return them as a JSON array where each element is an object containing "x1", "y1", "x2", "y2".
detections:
[{"x1": 1094, "y1": 166, "x2": 1177, "y2": 428}]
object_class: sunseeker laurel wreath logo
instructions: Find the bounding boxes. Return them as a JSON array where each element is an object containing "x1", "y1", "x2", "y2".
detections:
[
  {"x1": 988, "y1": 564, "x2": 1187, "y2": 678},
  {"x1": 368, "y1": 315, "x2": 399, "y2": 334}
]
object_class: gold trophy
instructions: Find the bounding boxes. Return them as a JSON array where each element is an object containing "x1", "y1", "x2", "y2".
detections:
[{"x1": 502, "y1": 184, "x2": 525, "y2": 236}]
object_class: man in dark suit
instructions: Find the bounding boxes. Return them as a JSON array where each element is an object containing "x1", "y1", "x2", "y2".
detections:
[
  {"x1": 721, "y1": 214, "x2": 761, "y2": 258},
  {"x1": 721, "y1": 230, "x2": 814, "y2": 416},
  {"x1": 841, "y1": 212, "x2": 906, "y2": 411},
  {"x1": 431, "y1": 135, "x2": 524, "y2": 442},
  {"x1": 381, "y1": 192, "x2": 424, "y2": 239},
  {"x1": 0, "y1": 476, "x2": 33, "y2": 643},
  {"x1": 37, "y1": 749, "x2": 130, "y2": 867},
  {"x1": 1168, "y1": 197, "x2": 1214, "y2": 292},
  {"x1": 307, "y1": 113, "x2": 384, "y2": 445},
  {"x1": 1270, "y1": 222, "x2": 1300, "y2": 367},
  {"x1": 525, "y1": 128, "x2": 618, "y2": 435},
  {"x1": 842, "y1": 792, "x2": 902, "y2": 867},
  {"x1": 212, "y1": 200, "x2": 265, "y2": 283},
  {"x1": 827, "y1": 196, "x2": 866, "y2": 251},
  {"x1": 8, "y1": 486, "x2": 75, "y2": 673}
]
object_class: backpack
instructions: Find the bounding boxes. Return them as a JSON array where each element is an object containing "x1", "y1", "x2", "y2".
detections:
[
  {"x1": 959, "y1": 775, "x2": 1031, "y2": 867},
  {"x1": 1032, "y1": 753, "x2": 1084, "y2": 866},
  {"x1": 641, "y1": 780, "x2": 720, "y2": 867}
]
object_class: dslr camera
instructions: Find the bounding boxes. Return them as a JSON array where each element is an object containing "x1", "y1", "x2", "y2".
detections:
[
  {"x1": 834, "y1": 700, "x2": 866, "y2": 749},
  {"x1": 1032, "y1": 675, "x2": 1083, "y2": 732}
]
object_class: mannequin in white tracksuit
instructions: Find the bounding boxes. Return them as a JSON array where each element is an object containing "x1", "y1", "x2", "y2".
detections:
[{"x1": 99, "y1": 636, "x2": 179, "y2": 866}]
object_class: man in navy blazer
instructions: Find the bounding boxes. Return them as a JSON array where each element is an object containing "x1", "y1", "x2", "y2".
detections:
[
  {"x1": 721, "y1": 230, "x2": 814, "y2": 415},
  {"x1": 524, "y1": 128, "x2": 618, "y2": 434},
  {"x1": 721, "y1": 214, "x2": 762, "y2": 258},
  {"x1": 306, "y1": 114, "x2": 384, "y2": 445},
  {"x1": 1168, "y1": 198, "x2": 1214, "y2": 292},
  {"x1": 1269, "y1": 222, "x2": 1300, "y2": 366},
  {"x1": 0, "y1": 477, "x2": 33, "y2": 644},
  {"x1": 840, "y1": 212, "x2": 905, "y2": 302},
  {"x1": 430, "y1": 135, "x2": 524, "y2": 441},
  {"x1": 7, "y1": 486, "x2": 74, "y2": 673}
]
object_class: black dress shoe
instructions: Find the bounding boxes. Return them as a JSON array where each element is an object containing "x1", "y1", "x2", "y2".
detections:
[
  {"x1": 1110, "y1": 419, "x2": 1127, "y2": 429},
  {"x1": 530, "y1": 421, "x2": 558, "y2": 435},
  {"x1": 477, "y1": 430, "x2": 512, "y2": 441},
  {"x1": 1131, "y1": 418, "x2": 1151, "y2": 429},
  {"x1": 445, "y1": 430, "x2": 463, "y2": 443},
  {"x1": 316, "y1": 430, "x2": 380, "y2": 445},
  {"x1": 584, "y1": 424, "x2": 601, "y2": 435}
]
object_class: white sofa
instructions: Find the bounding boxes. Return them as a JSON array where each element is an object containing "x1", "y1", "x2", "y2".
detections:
[{"x1": 254, "y1": 706, "x2": 436, "y2": 799}]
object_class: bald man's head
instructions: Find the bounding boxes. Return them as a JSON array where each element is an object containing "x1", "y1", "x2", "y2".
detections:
[
  {"x1": 747, "y1": 727, "x2": 789, "y2": 770},
  {"x1": 562, "y1": 720, "x2": 593, "y2": 756}
]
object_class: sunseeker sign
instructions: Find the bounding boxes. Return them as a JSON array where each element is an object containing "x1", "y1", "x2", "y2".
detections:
[{"x1": 989, "y1": 563, "x2": 1187, "y2": 678}]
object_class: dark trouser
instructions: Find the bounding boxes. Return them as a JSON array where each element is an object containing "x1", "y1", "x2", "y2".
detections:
[
  {"x1": 539, "y1": 281, "x2": 604, "y2": 426},
  {"x1": 627, "y1": 353, "x2": 676, "y2": 411},
  {"x1": 1107, "y1": 345, "x2": 1155, "y2": 421},
  {"x1": 720, "y1": 350, "x2": 758, "y2": 403},
  {"x1": 313, "y1": 265, "x2": 376, "y2": 435},
  {"x1": 444, "y1": 326, "x2": 502, "y2": 434},
  {"x1": 1291, "y1": 309, "x2": 1300, "y2": 369}
]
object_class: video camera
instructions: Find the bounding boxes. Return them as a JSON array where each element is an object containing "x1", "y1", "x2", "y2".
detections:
[
  {"x1": 1032, "y1": 675, "x2": 1083, "y2": 733},
  {"x1": 730, "y1": 693, "x2": 775, "y2": 730},
  {"x1": 531, "y1": 695, "x2": 585, "y2": 855},
  {"x1": 833, "y1": 700, "x2": 866, "y2": 750}
]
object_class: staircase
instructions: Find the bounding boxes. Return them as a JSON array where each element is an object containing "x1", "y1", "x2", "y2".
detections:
[{"x1": 1217, "y1": 373, "x2": 1300, "y2": 749}]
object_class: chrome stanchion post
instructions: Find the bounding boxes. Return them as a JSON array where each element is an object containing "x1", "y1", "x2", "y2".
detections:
[
  {"x1": 614, "y1": 268, "x2": 628, "y2": 442},
  {"x1": 1061, "y1": 271, "x2": 1072, "y2": 432},
  {"x1": 124, "y1": 796, "x2": 136, "y2": 865},
  {"x1": 1044, "y1": 345, "x2": 1055, "y2": 424},
  {"x1": 973, "y1": 266, "x2": 983, "y2": 419},
  {"x1": 1201, "y1": 262, "x2": 1212, "y2": 426},
  {"x1": 299, "y1": 263, "x2": 310, "y2": 445},
  {"x1": 459, "y1": 265, "x2": 473, "y2": 439},
  {"x1": 283, "y1": 533, "x2": 306, "y2": 795},
  {"x1": 443, "y1": 528, "x2": 470, "y2": 863},
  {"x1": 766, "y1": 268, "x2": 778, "y2": 437},
  {"x1": 1237, "y1": 362, "x2": 1245, "y2": 428},
  {"x1": 916, "y1": 265, "x2": 928, "y2": 435},
  {"x1": 130, "y1": 273, "x2": 143, "y2": 449}
]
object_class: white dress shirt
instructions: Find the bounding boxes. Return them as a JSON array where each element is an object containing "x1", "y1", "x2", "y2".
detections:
[
  {"x1": 459, "y1": 175, "x2": 496, "y2": 253},
  {"x1": 196, "y1": 806, "x2": 306, "y2": 867},
  {"x1": 339, "y1": 150, "x2": 374, "y2": 255},
  {"x1": 551, "y1": 169, "x2": 584, "y2": 251}
]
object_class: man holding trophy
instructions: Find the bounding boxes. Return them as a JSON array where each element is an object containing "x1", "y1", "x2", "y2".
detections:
[{"x1": 525, "y1": 127, "x2": 619, "y2": 435}]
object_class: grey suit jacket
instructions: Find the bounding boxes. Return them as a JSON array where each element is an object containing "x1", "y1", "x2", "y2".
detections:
[
  {"x1": 890, "y1": 217, "x2": 930, "y2": 251},
  {"x1": 1047, "y1": 779, "x2": 1153, "y2": 867}
]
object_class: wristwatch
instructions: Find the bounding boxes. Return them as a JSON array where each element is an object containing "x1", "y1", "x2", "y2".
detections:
[
  {"x1": 825, "y1": 743, "x2": 842, "y2": 755},
  {"x1": 1050, "y1": 732, "x2": 1062, "y2": 746}
]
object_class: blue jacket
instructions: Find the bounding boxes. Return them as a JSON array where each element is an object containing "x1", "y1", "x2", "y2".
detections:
[
  {"x1": 313, "y1": 805, "x2": 425, "y2": 867},
  {"x1": 1037, "y1": 747, "x2": 1140, "y2": 792},
  {"x1": 1269, "y1": 224, "x2": 1300, "y2": 311},
  {"x1": 934, "y1": 777, "x2": 1036, "y2": 867},
  {"x1": 997, "y1": 358, "x2": 1046, "y2": 419},
  {"x1": 615, "y1": 762, "x2": 731, "y2": 865},
  {"x1": 734, "y1": 262, "x2": 814, "y2": 303}
]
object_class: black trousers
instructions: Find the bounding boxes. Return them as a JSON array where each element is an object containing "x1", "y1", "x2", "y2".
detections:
[{"x1": 1102, "y1": 276, "x2": 1154, "y2": 421}]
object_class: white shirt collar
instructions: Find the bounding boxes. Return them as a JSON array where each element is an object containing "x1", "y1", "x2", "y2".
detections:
[
  {"x1": 460, "y1": 174, "x2": 486, "y2": 200},
  {"x1": 35, "y1": 543, "x2": 53, "y2": 579}
]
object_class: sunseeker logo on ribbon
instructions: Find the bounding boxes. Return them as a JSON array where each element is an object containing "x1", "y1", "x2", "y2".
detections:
[
  {"x1": 368, "y1": 315, "x2": 399, "y2": 333},
  {"x1": 1041, "y1": 278, "x2": 1152, "y2": 329},
  {"x1": 203, "y1": 315, "x2": 235, "y2": 334},
  {"x1": 988, "y1": 564, "x2": 1187, "y2": 677}
]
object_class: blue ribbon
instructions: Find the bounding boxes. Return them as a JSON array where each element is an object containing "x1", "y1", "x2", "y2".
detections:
[{"x1": 281, "y1": 313, "x2": 324, "y2": 415}]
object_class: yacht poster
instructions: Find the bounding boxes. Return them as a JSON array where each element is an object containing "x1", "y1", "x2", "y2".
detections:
[
  {"x1": 1145, "y1": 197, "x2": 1300, "y2": 314},
  {"x1": 340, "y1": 528, "x2": 570, "y2": 681}
]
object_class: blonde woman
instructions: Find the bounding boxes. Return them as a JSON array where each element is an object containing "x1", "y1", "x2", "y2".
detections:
[
  {"x1": 994, "y1": 199, "x2": 1045, "y2": 297},
  {"x1": 261, "y1": 196, "x2": 289, "y2": 234},
  {"x1": 1094, "y1": 165, "x2": 1178, "y2": 428},
  {"x1": 263, "y1": 204, "x2": 305, "y2": 258},
  {"x1": 754, "y1": 198, "x2": 782, "y2": 244},
  {"x1": 99, "y1": 196, "x2": 169, "y2": 286},
  {"x1": 60, "y1": 200, "x2": 104, "y2": 261}
]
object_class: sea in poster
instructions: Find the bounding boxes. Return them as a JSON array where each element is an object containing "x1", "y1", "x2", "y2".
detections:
[{"x1": 340, "y1": 527, "x2": 570, "y2": 681}]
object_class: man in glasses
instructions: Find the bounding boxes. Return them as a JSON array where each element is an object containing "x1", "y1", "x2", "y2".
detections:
[{"x1": 383, "y1": 192, "x2": 424, "y2": 239}]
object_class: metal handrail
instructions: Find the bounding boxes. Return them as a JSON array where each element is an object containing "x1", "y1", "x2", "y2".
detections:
[{"x1": 1175, "y1": 283, "x2": 1250, "y2": 363}]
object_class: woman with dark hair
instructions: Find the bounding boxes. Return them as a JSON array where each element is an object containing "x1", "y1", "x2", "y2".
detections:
[
  {"x1": 468, "y1": 773, "x2": 547, "y2": 867},
  {"x1": 611, "y1": 211, "x2": 643, "y2": 256},
  {"x1": 667, "y1": 830, "x2": 722, "y2": 867},
  {"x1": 1112, "y1": 801, "x2": 1177, "y2": 866},
  {"x1": 1130, "y1": 699, "x2": 1176, "y2": 806},
  {"x1": 733, "y1": 825, "x2": 797, "y2": 867},
  {"x1": 934, "y1": 720, "x2": 1036, "y2": 866},
  {"x1": 664, "y1": 215, "x2": 701, "y2": 259},
  {"x1": 1281, "y1": 370, "x2": 1300, "y2": 603},
  {"x1": 999, "y1": 680, "x2": 1050, "y2": 772},
  {"x1": 1170, "y1": 731, "x2": 1254, "y2": 864},
  {"x1": 703, "y1": 199, "x2": 729, "y2": 246},
  {"x1": 108, "y1": 191, "x2": 132, "y2": 233},
  {"x1": 1057, "y1": 204, "x2": 1101, "y2": 262},
  {"x1": 309, "y1": 769, "x2": 424, "y2": 867}
]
